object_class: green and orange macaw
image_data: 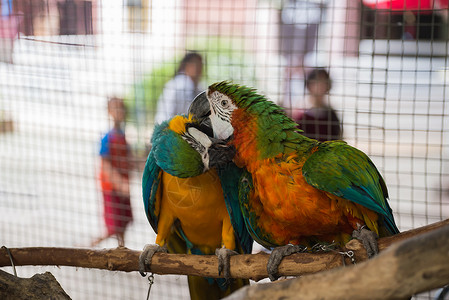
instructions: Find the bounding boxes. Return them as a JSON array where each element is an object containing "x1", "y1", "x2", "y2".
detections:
[
  {"x1": 189, "y1": 81, "x2": 400, "y2": 281},
  {"x1": 139, "y1": 114, "x2": 252, "y2": 299}
]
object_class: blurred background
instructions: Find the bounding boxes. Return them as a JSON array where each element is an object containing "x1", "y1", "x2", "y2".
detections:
[{"x1": 0, "y1": 0, "x2": 448, "y2": 299}]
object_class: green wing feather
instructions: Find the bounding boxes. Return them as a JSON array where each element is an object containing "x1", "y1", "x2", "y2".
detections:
[
  {"x1": 151, "y1": 121, "x2": 205, "y2": 178},
  {"x1": 302, "y1": 141, "x2": 399, "y2": 234}
]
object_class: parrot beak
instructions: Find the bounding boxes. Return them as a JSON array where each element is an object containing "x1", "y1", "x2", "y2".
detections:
[
  {"x1": 189, "y1": 91, "x2": 210, "y2": 121},
  {"x1": 189, "y1": 91, "x2": 213, "y2": 137}
]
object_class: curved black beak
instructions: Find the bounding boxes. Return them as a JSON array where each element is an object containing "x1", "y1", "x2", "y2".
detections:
[
  {"x1": 188, "y1": 91, "x2": 210, "y2": 121},
  {"x1": 188, "y1": 91, "x2": 213, "y2": 137}
]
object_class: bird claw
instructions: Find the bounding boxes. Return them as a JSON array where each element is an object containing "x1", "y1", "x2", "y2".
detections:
[
  {"x1": 215, "y1": 247, "x2": 238, "y2": 280},
  {"x1": 139, "y1": 244, "x2": 168, "y2": 277},
  {"x1": 352, "y1": 226, "x2": 379, "y2": 258},
  {"x1": 267, "y1": 244, "x2": 307, "y2": 281}
]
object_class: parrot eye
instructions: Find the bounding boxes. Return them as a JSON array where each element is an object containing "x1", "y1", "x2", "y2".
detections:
[{"x1": 220, "y1": 99, "x2": 228, "y2": 107}]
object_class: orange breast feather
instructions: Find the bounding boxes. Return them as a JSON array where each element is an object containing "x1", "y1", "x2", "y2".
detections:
[{"x1": 249, "y1": 156, "x2": 379, "y2": 246}]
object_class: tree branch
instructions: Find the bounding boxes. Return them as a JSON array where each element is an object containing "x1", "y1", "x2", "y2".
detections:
[
  {"x1": 226, "y1": 222, "x2": 449, "y2": 300},
  {"x1": 0, "y1": 270, "x2": 71, "y2": 299},
  {"x1": 0, "y1": 219, "x2": 448, "y2": 282}
]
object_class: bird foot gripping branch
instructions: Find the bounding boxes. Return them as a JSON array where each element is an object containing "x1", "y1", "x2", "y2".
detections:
[
  {"x1": 139, "y1": 244, "x2": 168, "y2": 277},
  {"x1": 352, "y1": 225, "x2": 379, "y2": 258},
  {"x1": 266, "y1": 242, "x2": 358, "y2": 281},
  {"x1": 216, "y1": 246, "x2": 239, "y2": 280},
  {"x1": 267, "y1": 244, "x2": 308, "y2": 281}
]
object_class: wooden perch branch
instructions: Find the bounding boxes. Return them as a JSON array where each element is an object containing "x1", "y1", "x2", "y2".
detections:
[
  {"x1": 226, "y1": 222, "x2": 449, "y2": 300},
  {"x1": 0, "y1": 219, "x2": 448, "y2": 282}
]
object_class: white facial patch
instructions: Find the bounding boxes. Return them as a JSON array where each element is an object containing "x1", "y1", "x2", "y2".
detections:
[
  {"x1": 209, "y1": 115, "x2": 234, "y2": 140},
  {"x1": 186, "y1": 127, "x2": 211, "y2": 171},
  {"x1": 207, "y1": 90, "x2": 237, "y2": 140},
  {"x1": 187, "y1": 127, "x2": 212, "y2": 149}
]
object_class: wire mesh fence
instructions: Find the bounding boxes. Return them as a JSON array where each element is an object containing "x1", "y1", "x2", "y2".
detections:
[{"x1": 0, "y1": 0, "x2": 448, "y2": 299}]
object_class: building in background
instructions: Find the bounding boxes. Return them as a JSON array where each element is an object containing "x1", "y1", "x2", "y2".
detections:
[
  {"x1": 126, "y1": 0, "x2": 150, "y2": 32},
  {"x1": 323, "y1": 0, "x2": 449, "y2": 59},
  {"x1": 10, "y1": 0, "x2": 98, "y2": 36}
]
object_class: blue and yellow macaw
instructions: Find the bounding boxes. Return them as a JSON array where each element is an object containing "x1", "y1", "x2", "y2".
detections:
[
  {"x1": 139, "y1": 115, "x2": 252, "y2": 299},
  {"x1": 188, "y1": 81, "x2": 400, "y2": 281}
]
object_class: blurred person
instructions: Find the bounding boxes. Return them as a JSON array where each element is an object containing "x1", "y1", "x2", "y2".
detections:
[
  {"x1": 154, "y1": 52, "x2": 203, "y2": 124},
  {"x1": 0, "y1": 3, "x2": 21, "y2": 64},
  {"x1": 292, "y1": 68, "x2": 342, "y2": 141},
  {"x1": 402, "y1": 11, "x2": 417, "y2": 40},
  {"x1": 92, "y1": 97, "x2": 133, "y2": 247}
]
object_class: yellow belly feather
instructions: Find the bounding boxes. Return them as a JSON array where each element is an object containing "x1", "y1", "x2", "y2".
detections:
[{"x1": 155, "y1": 169, "x2": 236, "y2": 253}]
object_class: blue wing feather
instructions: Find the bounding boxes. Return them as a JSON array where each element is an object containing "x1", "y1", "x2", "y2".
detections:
[
  {"x1": 142, "y1": 150, "x2": 162, "y2": 233},
  {"x1": 217, "y1": 163, "x2": 253, "y2": 254}
]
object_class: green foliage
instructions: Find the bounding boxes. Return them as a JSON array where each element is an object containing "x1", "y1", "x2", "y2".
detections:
[
  {"x1": 124, "y1": 61, "x2": 177, "y2": 123},
  {"x1": 191, "y1": 36, "x2": 257, "y2": 85}
]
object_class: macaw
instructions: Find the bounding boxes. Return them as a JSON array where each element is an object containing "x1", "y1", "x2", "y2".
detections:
[
  {"x1": 188, "y1": 81, "x2": 400, "y2": 281},
  {"x1": 139, "y1": 114, "x2": 253, "y2": 299}
]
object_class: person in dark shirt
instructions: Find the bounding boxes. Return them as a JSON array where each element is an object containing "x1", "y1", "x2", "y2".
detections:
[{"x1": 292, "y1": 68, "x2": 342, "y2": 142}]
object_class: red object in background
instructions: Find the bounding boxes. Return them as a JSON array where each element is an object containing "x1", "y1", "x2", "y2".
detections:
[
  {"x1": 0, "y1": 15, "x2": 20, "y2": 39},
  {"x1": 103, "y1": 191, "x2": 132, "y2": 235},
  {"x1": 362, "y1": 0, "x2": 448, "y2": 11}
]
